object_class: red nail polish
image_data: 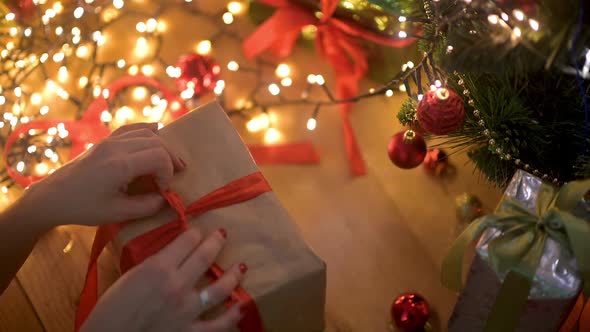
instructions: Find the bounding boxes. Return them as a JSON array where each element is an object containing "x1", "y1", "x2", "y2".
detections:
[
  {"x1": 239, "y1": 263, "x2": 248, "y2": 274},
  {"x1": 218, "y1": 228, "x2": 227, "y2": 239}
]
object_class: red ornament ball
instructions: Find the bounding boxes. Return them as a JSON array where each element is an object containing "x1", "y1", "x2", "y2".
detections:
[
  {"x1": 417, "y1": 88, "x2": 465, "y2": 135},
  {"x1": 423, "y1": 148, "x2": 449, "y2": 175},
  {"x1": 391, "y1": 293, "x2": 430, "y2": 332},
  {"x1": 174, "y1": 53, "x2": 221, "y2": 97},
  {"x1": 387, "y1": 130, "x2": 427, "y2": 169}
]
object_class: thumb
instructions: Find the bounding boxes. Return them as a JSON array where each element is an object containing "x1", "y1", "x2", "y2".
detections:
[{"x1": 114, "y1": 193, "x2": 166, "y2": 220}]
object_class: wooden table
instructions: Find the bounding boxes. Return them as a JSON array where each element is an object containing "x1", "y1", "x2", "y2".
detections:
[{"x1": 0, "y1": 1, "x2": 503, "y2": 330}]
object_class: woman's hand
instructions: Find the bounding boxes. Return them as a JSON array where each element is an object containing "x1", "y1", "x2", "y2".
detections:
[
  {"x1": 81, "y1": 227, "x2": 246, "y2": 332},
  {"x1": 19, "y1": 122, "x2": 185, "y2": 230}
]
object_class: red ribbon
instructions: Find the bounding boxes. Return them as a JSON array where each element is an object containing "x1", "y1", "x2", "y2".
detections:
[
  {"x1": 75, "y1": 172, "x2": 270, "y2": 332},
  {"x1": 243, "y1": 0, "x2": 417, "y2": 176},
  {"x1": 4, "y1": 76, "x2": 319, "y2": 187}
]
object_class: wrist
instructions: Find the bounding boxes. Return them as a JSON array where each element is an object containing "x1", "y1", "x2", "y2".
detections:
[{"x1": 7, "y1": 189, "x2": 56, "y2": 234}]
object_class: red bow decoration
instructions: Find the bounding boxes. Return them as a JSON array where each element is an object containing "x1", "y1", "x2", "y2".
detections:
[
  {"x1": 243, "y1": 0, "x2": 417, "y2": 176},
  {"x1": 75, "y1": 172, "x2": 270, "y2": 332},
  {"x1": 4, "y1": 76, "x2": 320, "y2": 187}
]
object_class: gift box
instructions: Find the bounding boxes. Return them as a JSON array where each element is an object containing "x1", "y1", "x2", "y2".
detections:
[
  {"x1": 442, "y1": 170, "x2": 590, "y2": 332},
  {"x1": 76, "y1": 102, "x2": 327, "y2": 332}
]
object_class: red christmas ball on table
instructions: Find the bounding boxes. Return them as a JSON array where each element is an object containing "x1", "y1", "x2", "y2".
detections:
[
  {"x1": 387, "y1": 130, "x2": 427, "y2": 169},
  {"x1": 390, "y1": 293, "x2": 430, "y2": 332},
  {"x1": 417, "y1": 88, "x2": 465, "y2": 135},
  {"x1": 174, "y1": 53, "x2": 221, "y2": 97}
]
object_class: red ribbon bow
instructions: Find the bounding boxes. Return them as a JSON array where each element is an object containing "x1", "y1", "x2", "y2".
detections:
[
  {"x1": 243, "y1": 0, "x2": 417, "y2": 176},
  {"x1": 75, "y1": 172, "x2": 271, "y2": 332},
  {"x1": 4, "y1": 76, "x2": 320, "y2": 188}
]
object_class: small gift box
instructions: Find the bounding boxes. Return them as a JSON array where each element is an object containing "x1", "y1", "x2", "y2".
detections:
[
  {"x1": 442, "y1": 170, "x2": 590, "y2": 332},
  {"x1": 76, "y1": 102, "x2": 326, "y2": 332}
]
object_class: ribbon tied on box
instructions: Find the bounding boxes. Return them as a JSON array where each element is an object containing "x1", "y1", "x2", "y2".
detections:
[
  {"x1": 75, "y1": 172, "x2": 270, "y2": 332},
  {"x1": 243, "y1": 0, "x2": 416, "y2": 176},
  {"x1": 441, "y1": 179, "x2": 590, "y2": 332}
]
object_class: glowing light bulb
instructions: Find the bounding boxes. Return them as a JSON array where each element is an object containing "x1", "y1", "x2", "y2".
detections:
[
  {"x1": 115, "y1": 106, "x2": 134, "y2": 122},
  {"x1": 227, "y1": 1, "x2": 243, "y2": 14},
  {"x1": 196, "y1": 40, "x2": 212, "y2": 55},
  {"x1": 44, "y1": 148, "x2": 54, "y2": 158},
  {"x1": 57, "y1": 88, "x2": 69, "y2": 100},
  {"x1": 27, "y1": 145, "x2": 37, "y2": 153},
  {"x1": 246, "y1": 114, "x2": 270, "y2": 132},
  {"x1": 76, "y1": 45, "x2": 89, "y2": 58},
  {"x1": 5, "y1": 13, "x2": 15, "y2": 21},
  {"x1": 512, "y1": 27, "x2": 522, "y2": 38},
  {"x1": 0, "y1": 96, "x2": 4, "y2": 105},
  {"x1": 72, "y1": 27, "x2": 81, "y2": 35},
  {"x1": 513, "y1": 10, "x2": 524, "y2": 21},
  {"x1": 40, "y1": 53, "x2": 49, "y2": 63},
  {"x1": 306, "y1": 118, "x2": 317, "y2": 131},
  {"x1": 529, "y1": 19, "x2": 539, "y2": 31},
  {"x1": 46, "y1": 80, "x2": 57, "y2": 93},
  {"x1": 1, "y1": 187, "x2": 8, "y2": 194},
  {"x1": 74, "y1": 7, "x2": 84, "y2": 18},
  {"x1": 58, "y1": 66, "x2": 68, "y2": 82},
  {"x1": 181, "y1": 89, "x2": 194, "y2": 99},
  {"x1": 128, "y1": 65, "x2": 139, "y2": 75},
  {"x1": 14, "y1": 87, "x2": 21, "y2": 97},
  {"x1": 157, "y1": 21, "x2": 167, "y2": 32},
  {"x1": 399, "y1": 84, "x2": 406, "y2": 92},
  {"x1": 501, "y1": 12, "x2": 509, "y2": 21},
  {"x1": 53, "y1": 2, "x2": 63, "y2": 13},
  {"x1": 227, "y1": 61, "x2": 239, "y2": 71},
  {"x1": 93, "y1": 85, "x2": 102, "y2": 97},
  {"x1": 16, "y1": 161, "x2": 25, "y2": 173},
  {"x1": 222, "y1": 12, "x2": 234, "y2": 24},
  {"x1": 53, "y1": 52, "x2": 65, "y2": 62},
  {"x1": 307, "y1": 74, "x2": 317, "y2": 84},
  {"x1": 135, "y1": 37, "x2": 149, "y2": 57},
  {"x1": 133, "y1": 87, "x2": 148, "y2": 100},
  {"x1": 31, "y1": 93, "x2": 42, "y2": 105},
  {"x1": 100, "y1": 110, "x2": 112, "y2": 122},
  {"x1": 146, "y1": 18, "x2": 157, "y2": 32},
  {"x1": 40, "y1": 106, "x2": 49, "y2": 115},
  {"x1": 9, "y1": 27, "x2": 18, "y2": 36},
  {"x1": 214, "y1": 80, "x2": 225, "y2": 95},
  {"x1": 117, "y1": 59, "x2": 126, "y2": 68},
  {"x1": 398, "y1": 16, "x2": 406, "y2": 22},
  {"x1": 136, "y1": 22, "x2": 147, "y2": 32},
  {"x1": 315, "y1": 75, "x2": 325, "y2": 85},
  {"x1": 398, "y1": 31, "x2": 407, "y2": 38},
  {"x1": 141, "y1": 64, "x2": 154, "y2": 76},
  {"x1": 385, "y1": 89, "x2": 394, "y2": 97},
  {"x1": 264, "y1": 128, "x2": 280, "y2": 144},
  {"x1": 24, "y1": 28, "x2": 32, "y2": 37},
  {"x1": 488, "y1": 15, "x2": 499, "y2": 24},
  {"x1": 113, "y1": 0, "x2": 124, "y2": 9},
  {"x1": 281, "y1": 77, "x2": 292, "y2": 87},
  {"x1": 275, "y1": 63, "x2": 291, "y2": 78},
  {"x1": 268, "y1": 83, "x2": 280, "y2": 96},
  {"x1": 36, "y1": 162, "x2": 49, "y2": 175}
]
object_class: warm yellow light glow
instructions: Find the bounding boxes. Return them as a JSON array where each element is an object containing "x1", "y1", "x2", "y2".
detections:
[
  {"x1": 135, "y1": 37, "x2": 149, "y2": 57},
  {"x1": 14, "y1": 87, "x2": 21, "y2": 97},
  {"x1": 27, "y1": 145, "x2": 37, "y2": 153},
  {"x1": 113, "y1": 0, "x2": 124, "y2": 9},
  {"x1": 512, "y1": 27, "x2": 522, "y2": 38},
  {"x1": 275, "y1": 63, "x2": 291, "y2": 78},
  {"x1": 264, "y1": 127, "x2": 280, "y2": 144},
  {"x1": 227, "y1": 1, "x2": 243, "y2": 14},
  {"x1": 141, "y1": 64, "x2": 154, "y2": 76},
  {"x1": 35, "y1": 162, "x2": 49, "y2": 175},
  {"x1": 281, "y1": 77, "x2": 292, "y2": 87},
  {"x1": 268, "y1": 83, "x2": 280, "y2": 96},
  {"x1": 53, "y1": 52, "x2": 65, "y2": 62},
  {"x1": 117, "y1": 59, "x2": 126, "y2": 68},
  {"x1": 115, "y1": 106, "x2": 134, "y2": 122},
  {"x1": 146, "y1": 18, "x2": 157, "y2": 32},
  {"x1": 133, "y1": 87, "x2": 148, "y2": 100},
  {"x1": 136, "y1": 21, "x2": 146, "y2": 32},
  {"x1": 398, "y1": 31, "x2": 407, "y2": 38},
  {"x1": 128, "y1": 65, "x2": 139, "y2": 75},
  {"x1": 385, "y1": 89, "x2": 394, "y2": 97},
  {"x1": 102, "y1": 89, "x2": 110, "y2": 99},
  {"x1": 196, "y1": 40, "x2": 212, "y2": 55},
  {"x1": 40, "y1": 106, "x2": 49, "y2": 115},
  {"x1": 46, "y1": 80, "x2": 57, "y2": 93},
  {"x1": 399, "y1": 84, "x2": 406, "y2": 92},
  {"x1": 214, "y1": 80, "x2": 225, "y2": 95},
  {"x1": 529, "y1": 19, "x2": 539, "y2": 31},
  {"x1": 306, "y1": 118, "x2": 317, "y2": 131},
  {"x1": 58, "y1": 66, "x2": 68, "y2": 82},
  {"x1": 315, "y1": 75, "x2": 325, "y2": 85},
  {"x1": 227, "y1": 61, "x2": 239, "y2": 71},
  {"x1": 157, "y1": 21, "x2": 167, "y2": 33},
  {"x1": 1, "y1": 187, "x2": 8, "y2": 194},
  {"x1": 222, "y1": 12, "x2": 234, "y2": 24},
  {"x1": 16, "y1": 161, "x2": 25, "y2": 173},
  {"x1": 76, "y1": 45, "x2": 90, "y2": 58},
  {"x1": 57, "y1": 88, "x2": 69, "y2": 100},
  {"x1": 93, "y1": 85, "x2": 102, "y2": 97},
  {"x1": 30, "y1": 93, "x2": 42, "y2": 105},
  {"x1": 246, "y1": 113, "x2": 270, "y2": 132},
  {"x1": 74, "y1": 7, "x2": 84, "y2": 18},
  {"x1": 100, "y1": 110, "x2": 112, "y2": 122},
  {"x1": 488, "y1": 14, "x2": 499, "y2": 24},
  {"x1": 171, "y1": 101, "x2": 181, "y2": 111},
  {"x1": 398, "y1": 16, "x2": 406, "y2": 22},
  {"x1": 53, "y1": 1, "x2": 64, "y2": 13}
]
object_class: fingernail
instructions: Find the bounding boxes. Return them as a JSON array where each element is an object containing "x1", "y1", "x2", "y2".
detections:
[
  {"x1": 179, "y1": 157, "x2": 186, "y2": 168},
  {"x1": 218, "y1": 228, "x2": 227, "y2": 239},
  {"x1": 239, "y1": 263, "x2": 248, "y2": 274}
]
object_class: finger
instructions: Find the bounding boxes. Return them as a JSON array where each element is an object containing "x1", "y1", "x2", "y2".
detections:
[
  {"x1": 191, "y1": 303, "x2": 242, "y2": 332},
  {"x1": 185, "y1": 264, "x2": 246, "y2": 315},
  {"x1": 110, "y1": 122, "x2": 158, "y2": 137},
  {"x1": 119, "y1": 147, "x2": 174, "y2": 190},
  {"x1": 178, "y1": 229, "x2": 227, "y2": 286},
  {"x1": 112, "y1": 193, "x2": 165, "y2": 221},
  {"x1": 116, "y1": 137, "x2": 185, "y2": 172},
  {"x1": 152, "y1": 227, "x2": 203, "y2": 268}
]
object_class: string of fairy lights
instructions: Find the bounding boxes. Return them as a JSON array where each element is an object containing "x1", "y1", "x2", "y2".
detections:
[{"x1": 0, "y1": 0, "x2": 546, "y2": 194}]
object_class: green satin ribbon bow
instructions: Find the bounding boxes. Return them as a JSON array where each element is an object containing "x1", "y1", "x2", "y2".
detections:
[{"x1": 442, "y1": 178, "x2": 590, "y2": 332}]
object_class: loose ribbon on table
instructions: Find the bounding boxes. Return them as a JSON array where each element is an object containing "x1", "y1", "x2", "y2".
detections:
[
  {"x1": 4, "y1": 75, "x2": 320, "y2": 188},
  {"x1": 243, "y1": 0, "x2": 417, "y2": 176},
  {"x1": 441, "y1": 179, "x2": 590, "y2": 332},
  {"x1": 75, "y1": 172, "x2": 270, "y2": 332}
]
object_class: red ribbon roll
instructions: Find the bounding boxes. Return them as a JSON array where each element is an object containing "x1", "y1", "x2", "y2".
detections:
[
  {"x1": 243, "y1": 0, "x2": 418, "y2": 176},
  {"x1": 75, "y1": 172, "x2": 270, "y2": 332}
]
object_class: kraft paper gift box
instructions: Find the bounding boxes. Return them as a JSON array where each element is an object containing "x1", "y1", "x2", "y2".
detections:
[{"x1": 107, "y1": 102, "x2": 326, "y2": 332}]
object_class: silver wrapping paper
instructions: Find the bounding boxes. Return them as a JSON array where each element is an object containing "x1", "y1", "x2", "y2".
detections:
[{"x1": 476, "y1": 170, "x2": 589, "y2": 299}]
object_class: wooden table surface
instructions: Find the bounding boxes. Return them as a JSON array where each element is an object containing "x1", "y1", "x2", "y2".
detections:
[{"x1": 0, "y1": 1, "x2": 503, "y2": 331}]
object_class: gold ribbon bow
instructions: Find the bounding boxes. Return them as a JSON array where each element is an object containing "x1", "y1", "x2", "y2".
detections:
[{"x1": 442, "y1": 178, "x2": 590, "y2": 331}]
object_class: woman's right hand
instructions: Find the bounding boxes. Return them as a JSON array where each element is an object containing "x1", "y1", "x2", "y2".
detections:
[{"x1": 81, "y1": 227, "x2": 247, "y2": 332}]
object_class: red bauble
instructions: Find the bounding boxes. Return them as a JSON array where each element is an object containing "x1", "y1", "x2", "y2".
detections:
[
  {"x1": 391, "y1": 293, "x2": 430, "y2": 332},
  {"x1": 423, "y1": 148, "x2": 449, "y2": 175},
  {"x1": 174, "y1": 53, "x2": 221, "y2": 97},
  {"x1": 387, "y1": 130, "x2": 427, "y2": 169},
  {"x1": 417, "y1": 88, "x2": 465, "y2": 135}
]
